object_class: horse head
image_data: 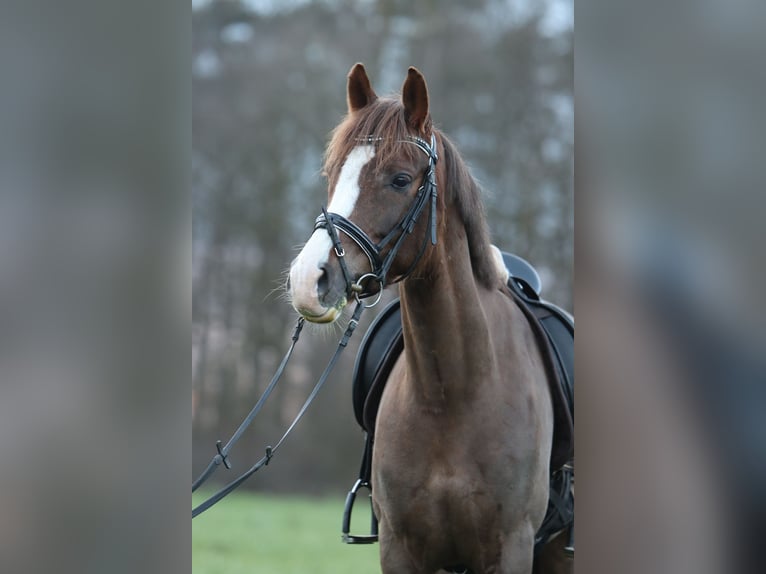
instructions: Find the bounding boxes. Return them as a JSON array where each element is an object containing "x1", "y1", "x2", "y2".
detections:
[{"x1": 288, "y1": 63, "x2": 439, "y2": 323}]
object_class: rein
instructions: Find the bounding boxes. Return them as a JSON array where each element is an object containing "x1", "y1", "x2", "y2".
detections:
[
  {"x1": 192, "y1": 317, "x2": 305, "y2": 493},
  {"x1": 314, "y1": 134, "x2": 438, "y2": 304},
  {"x1": 192, "y1": 302, "x2": 365, "y2": 518}
]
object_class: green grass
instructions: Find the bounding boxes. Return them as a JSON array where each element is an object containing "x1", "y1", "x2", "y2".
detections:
[{"x1": 193, "y1": 490, "x2": 381, "y2": 573}]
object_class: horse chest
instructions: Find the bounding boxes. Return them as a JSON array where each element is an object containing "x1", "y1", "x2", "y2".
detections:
[
  {"x1": 374, "y1": 404, "x2": 514, "y2": 519},
  {"x1": 372, "y1": 370, "x2": 538, "y2": 529},
  {"x1": 373, "y1": 453, "x2": 509, "y2": 549}
]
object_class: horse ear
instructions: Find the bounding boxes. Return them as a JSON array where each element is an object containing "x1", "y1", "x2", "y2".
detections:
[
  {"x1": 401, "y1": 67, "x2": 430, "y2": 134},
  {"x1": 347, "y1": 63, "x2": 377, "y2": 113}
]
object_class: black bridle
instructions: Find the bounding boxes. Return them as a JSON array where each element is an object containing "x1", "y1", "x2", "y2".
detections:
[{"x1": 314, "y1": 133, "x2": 438, "y2": 306}]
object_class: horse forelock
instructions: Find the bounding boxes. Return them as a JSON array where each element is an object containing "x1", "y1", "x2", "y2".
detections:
[
  {"x1": 324, "y1": 97, "x2": 431, "y2": 179},
  {"x1": 323, "y1": 98, "x2": 497, "y2": 289}
]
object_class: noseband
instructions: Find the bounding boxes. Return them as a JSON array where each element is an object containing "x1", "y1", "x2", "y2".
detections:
[{"x1": 314, "y1": 134, "x2": 438, "y2": 306}]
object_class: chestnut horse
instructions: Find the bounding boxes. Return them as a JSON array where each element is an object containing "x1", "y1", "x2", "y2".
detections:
[{"x1": 289, "y1": 64, "x2": 565, "y2": 574}]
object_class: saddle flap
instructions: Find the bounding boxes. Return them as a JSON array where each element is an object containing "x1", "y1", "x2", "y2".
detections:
[
  {"x1": 351, "y1": 299, "x2": 404, "y2": 431},
  {"x1": 507, "y1": 283, "x2": 574, "y2": 470}
]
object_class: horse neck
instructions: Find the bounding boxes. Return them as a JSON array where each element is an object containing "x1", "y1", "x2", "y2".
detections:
[{"x1": 398, "y1": 205, "x2": 496, "y2": 406}]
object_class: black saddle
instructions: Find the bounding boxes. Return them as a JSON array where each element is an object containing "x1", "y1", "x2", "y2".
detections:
[
  {"x1": 502, "y1": 251, "x2": 543, "y2": 298},
  {"x1": 342, "y1": 252, "x2": 574, "y2": 554}
]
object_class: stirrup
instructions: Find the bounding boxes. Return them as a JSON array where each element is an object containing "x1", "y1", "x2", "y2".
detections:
[{"x1": 341, "y1": 479, "x2": 379, "y2": 544}]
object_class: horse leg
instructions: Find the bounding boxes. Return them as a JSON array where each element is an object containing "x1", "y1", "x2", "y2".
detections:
[
  {"x1": 493, "y1": 524, "x2": 536, "y2": 574},
  {"x1": 532, "y1": 530, "x2": 573, "y2": 574},
  {"x1": 378, "y1": 521, "x2": 435, "y2": 574},
  {"x1": 378, "y1": 538, "x2": 429, "y2": 574}
]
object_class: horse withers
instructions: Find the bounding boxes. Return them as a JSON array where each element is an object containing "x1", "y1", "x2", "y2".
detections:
[{"x1": 288, "y1": 63, "x2": 572, "y2": 574}]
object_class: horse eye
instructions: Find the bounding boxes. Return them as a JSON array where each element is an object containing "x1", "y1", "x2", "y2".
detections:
[{"x1": 391, "y1": 174, "x2": 412, "y2": 190}]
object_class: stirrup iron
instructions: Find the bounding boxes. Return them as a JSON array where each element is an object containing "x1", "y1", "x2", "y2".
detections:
[{"x1": 341, "y1": 479, "x2": 379, "y2": 544}]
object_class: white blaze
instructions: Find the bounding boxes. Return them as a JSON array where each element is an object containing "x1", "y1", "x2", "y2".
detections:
[
  {"x1": 327, "y1": 145, "x2": 375, "y2": 216},
  {"x1": 289, "y1": 146, "x2": 375, "y2": 312}
]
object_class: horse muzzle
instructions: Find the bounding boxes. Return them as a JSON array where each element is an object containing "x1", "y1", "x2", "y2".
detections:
[{"x1": 289, "y1": 233, "x2": 353, "y2": 323}]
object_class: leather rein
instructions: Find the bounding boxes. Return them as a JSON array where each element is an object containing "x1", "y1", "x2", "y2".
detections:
[{"x1": 314, "y1": 133, "x2": 439, "y2": 307}]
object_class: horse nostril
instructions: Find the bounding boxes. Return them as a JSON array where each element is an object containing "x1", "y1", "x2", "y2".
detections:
[{"x1": 317, "y1": 265, "x2": 329, "y2": 301}]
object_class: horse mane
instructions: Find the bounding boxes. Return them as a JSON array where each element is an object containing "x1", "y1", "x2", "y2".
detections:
[
  {"x1": 437, "y1": 132, "x2": 498, "y2": 289},
  {"x1": 324, "y1": 97, "x2": 498, "y2": 290}
]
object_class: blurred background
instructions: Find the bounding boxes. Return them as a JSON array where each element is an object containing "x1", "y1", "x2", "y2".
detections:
[
  {"x1": 577, "y1": 2, "x2": 766, "y2": 573},
  {"x1": 192, "y1": 0, "x2": 573, "y2": 500},
  {"x1": 191, "y1": 1, "x2": 766, "y2": 572},
  {"x1": 3, "y1": 1, "x2": 764, "y2": 573}
]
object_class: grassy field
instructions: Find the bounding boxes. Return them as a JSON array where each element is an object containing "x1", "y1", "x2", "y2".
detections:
[{"x1": 193, "y1": 490, "x2": 381, "y2": 573}]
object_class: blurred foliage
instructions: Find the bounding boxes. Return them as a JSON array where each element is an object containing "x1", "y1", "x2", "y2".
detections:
[{"x1": 193, "y1": 0, "x2": 572, "y2": 493}]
